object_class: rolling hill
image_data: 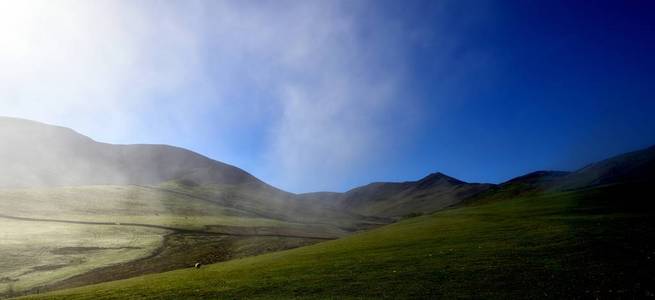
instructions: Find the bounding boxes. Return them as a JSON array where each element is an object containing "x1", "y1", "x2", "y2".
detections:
[
  {"x1": 556, "y1": 145, "x2": 655, "y2": 190},
  {"x1": 0, "y1": 117, "x2": 487, "y2": 297},
  {"x1": 296, "y1": 172, "x2": 493, "y2": 219},
  {"x1": 0, "y1": 117, "x2": 492, "y2": 222},
  {"x1": 18, "y1": 173, "x2": 655, "y2": 299},
  {"x1": 3, "y1": 117, "x2": 654, "y2": 298},
  {"x1": 296, "y1": 174, "x2": 495, "y2": 219},
  {"x1": 0, "y1": 117, "x2": 377, "y2": 230},
  {"x1": 480, "y1": 145, "x2": 655, "y2": 197},
  {"x1": 0, "y1": 117, "x2": 361, "y2": 297},
  {"x1": 332, "y1": 172, "x2": 492, "y2": 218},
  {"x1": 0, "y1": 117, "x2": 269, "y2": 188}
]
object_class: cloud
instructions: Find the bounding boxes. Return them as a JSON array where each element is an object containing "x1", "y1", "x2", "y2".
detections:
[
  {"x1": 197, "y1": 1, "x2": 416, "y2": 191},
  {"x1": 0, "y1": 0, "x2": 207, "y2": 140},
  {"x1": 0, "y1": 0, "x2": 418, "y2": 192}
]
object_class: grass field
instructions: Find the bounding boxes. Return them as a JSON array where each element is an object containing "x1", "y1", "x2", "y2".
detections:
[
  {"x1": 0, "y1": 185, "x2": 349, "y2": 237},
  {"x1": 18, "y1": 183, "x2": 655, "y2": 299},
  {"x1": 0, "y1": 219, "x2": 166, "y2": 296},
  {"x1": 24, "y1": 233, "x2": 324, "y2": 298},
  {"x1": 0, "y1": 185, "x2": 315, "y2": 228},
  {"x1": 0, "y1": 184, "x2": 356, "y2": 298}
]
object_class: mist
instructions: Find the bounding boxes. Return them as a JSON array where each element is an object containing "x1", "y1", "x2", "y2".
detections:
[
  {"x1": 0, "y1": 0, "x2": 428, "y2": 193},
  {"x1": 2, "y1": 1, "x2": 655, "y2": 298},
  {"x1": 0, "y1": 116, "x2": 360, "y2": 297}
]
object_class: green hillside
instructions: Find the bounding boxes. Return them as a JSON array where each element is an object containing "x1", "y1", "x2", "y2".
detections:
[
  {"x1": 0, "y1": 184, "x2": 358, "y2": 237},
  {"x1": 20, "y1": 182, "x2": 655, "y2": 299},
  {"x1": 3, "y1": 119, "x2": 654, "y2": 299},
  {"x1": 0, "y1": 184, "x2": 355, "y2": 297},
  {"x1": 336, "y1": 172, "x2": 492, "y2": 218}
]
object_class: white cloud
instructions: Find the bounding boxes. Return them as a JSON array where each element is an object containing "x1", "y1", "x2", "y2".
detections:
[
  {"x1": 0, "y1": 0, "x2": 206, "y2": 140},
  {"x1": 0, "y1": 0, "x2": 418, "y2": 192}
]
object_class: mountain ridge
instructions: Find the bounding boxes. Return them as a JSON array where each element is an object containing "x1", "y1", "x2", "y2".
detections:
[
  {"x1": 0, "y1": 116, "x2": 493, "y2": 219},
  {"x1": 0, "y1": 117, "x2": 271, "y2": 189},
  {"x1": 3, "y1": 117, "x2": 655, "y2": 299},
  {"x1": 3, "y1": 116, "x2": 655, "y2": 219}
]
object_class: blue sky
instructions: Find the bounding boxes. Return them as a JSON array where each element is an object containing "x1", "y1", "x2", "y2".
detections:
[{"x1": 1, "y1": 0, "x2": 654, "y2": 193}]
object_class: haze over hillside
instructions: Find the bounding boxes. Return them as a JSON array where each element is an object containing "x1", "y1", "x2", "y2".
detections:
[
  {"x1": 0, "y1": 117, "x2": 502, "y2": 297},
  {"x1": 4, "y1": 116, "x2": 655, "y2": 220},
  {"x1": 0, "y1": 117, "x2": 268, "y2": 189},
  {"x1": 2, "y1": 116, "x2": 655, "y2": 299},
  {"x1": 11, "y1": 137, "x2": 655, "y2": 299},
  {"x1": 0, "y1": 117, "x2": 497, "y2": 219},
  {"x1": 1, "y1": 1, "x2": 654, "y2": 298}
]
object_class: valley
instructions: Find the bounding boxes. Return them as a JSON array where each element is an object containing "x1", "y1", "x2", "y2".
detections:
[
  {"x1": 0, "y1": 184, "x2": 347, "y2": 298},
  {"x1": 17, "y1": 183, "x2": 655, "y2": 299},
  {"x1": 1, "y1": 117, "x2": 654, "y2": 299}
]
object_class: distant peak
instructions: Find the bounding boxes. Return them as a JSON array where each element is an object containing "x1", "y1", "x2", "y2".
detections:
[
  {"x1": 417, "y1": 172, "x2": 465, "y2": 187},
  {"x1": 421, "y1": 172, "x2": 459, "y2": 180}
]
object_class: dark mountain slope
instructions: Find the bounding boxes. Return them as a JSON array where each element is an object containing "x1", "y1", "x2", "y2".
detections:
[
  {"x1": 335, "y1": 172, "x2": 492, "y2": 218},
  {"x1": 492, "y1": 144, "x2": 655, "y2": 193},
  {"x1": 557, "y1": 145, "x2": 655, "y2": 190},
  {"x1": 504, "y1": 170, "x2": 571, "y2": 186},
  {"x1": 467, "y1": 144, "x2": 655, "y2": 205}
]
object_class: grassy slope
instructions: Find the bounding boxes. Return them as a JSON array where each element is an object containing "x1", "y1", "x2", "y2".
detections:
[
  {"x1": 0, "y1": 185, "x2": 349, "y2": 238},
  {"x1": 158, "y1": 181, "x2": 385, "y2": 231},
  {"x1": 22, "y1": 183, "x2": 655, "y2": 299},
  {"x1": 337, "y1": 174, "x2": 492, "y2": 219},
  {"x1": 0, "y1": 184, "x2": 353, "y2": 297},
  {"x1": 25, "y1": 234, "x2": 322, "y2": 298},
  {"x1": 0, "y1": 219, "x2": 165, "y2": 294}
]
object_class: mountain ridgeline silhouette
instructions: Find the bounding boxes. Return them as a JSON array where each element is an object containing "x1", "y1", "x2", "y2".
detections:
[
  {"x1": 1, "y1": 116, "x2": 654, "y2": 218},
  {"x1": 0, "y1": 117, "x2": 269, "y2": 188},
  {"x1": 4, "y1": 117, "x2": 655, "y2": 300}
]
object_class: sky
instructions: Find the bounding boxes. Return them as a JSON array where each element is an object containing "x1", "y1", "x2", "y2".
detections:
[{"x1": 1, "y1": 0, "x2": 654, "y2": 193}]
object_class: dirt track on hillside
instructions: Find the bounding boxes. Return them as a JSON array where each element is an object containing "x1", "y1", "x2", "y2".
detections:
[
  {"x1": 0, "y1": 213, "x2": 336, "y2": 240},
  {"x1": 0, "y1": 214, "x2": 331, "y2": 299}
]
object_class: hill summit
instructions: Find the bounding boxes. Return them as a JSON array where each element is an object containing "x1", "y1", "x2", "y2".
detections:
[{"x1": 0, "y1": 117, "x2": 267, "y2": 189}]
